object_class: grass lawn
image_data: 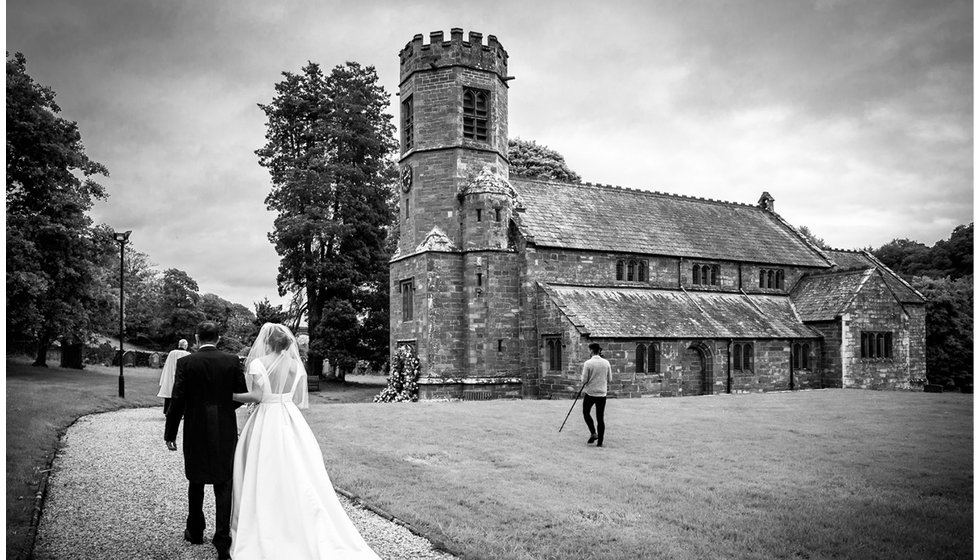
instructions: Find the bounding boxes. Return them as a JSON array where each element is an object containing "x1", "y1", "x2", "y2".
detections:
[
  {"x1": 8, "y1": 359, "x2": 972, "y2": 560},
  {"x1": 310, "y1": 390, "x2": 973, "y2": 560}
]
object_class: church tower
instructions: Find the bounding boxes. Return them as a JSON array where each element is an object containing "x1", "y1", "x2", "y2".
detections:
[{"x1": 390, "y1": 30, "x2": 523, "y2": 399}]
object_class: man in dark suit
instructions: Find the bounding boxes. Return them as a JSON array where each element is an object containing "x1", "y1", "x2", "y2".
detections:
[{"x1": 164, "y1": 321, "x2": 246, "y2": 560}]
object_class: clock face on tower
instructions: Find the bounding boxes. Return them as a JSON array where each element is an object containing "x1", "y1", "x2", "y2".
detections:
[{"x1": 401, "y1": 166, "x2": 413, "y2": 193}]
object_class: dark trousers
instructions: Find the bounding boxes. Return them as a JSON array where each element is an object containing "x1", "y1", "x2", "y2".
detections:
[
  {"x1": 163, "y1": 398, "x2": 171, "y2": 415},
  {"x1": 187, "y1": 480, "x2": 232, "y2": 554},
  {"x1": 582, "y1": 394, "x2": 607, "y2": 444}
]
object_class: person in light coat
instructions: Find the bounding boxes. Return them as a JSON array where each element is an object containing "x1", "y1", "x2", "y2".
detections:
[{"x1": 158, "y1": 339, "x2": 190, "y2": 414}]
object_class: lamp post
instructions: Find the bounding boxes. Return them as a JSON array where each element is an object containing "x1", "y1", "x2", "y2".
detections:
[{"x1": 114, "y1": 230, "x2": 132, "y2": 398}]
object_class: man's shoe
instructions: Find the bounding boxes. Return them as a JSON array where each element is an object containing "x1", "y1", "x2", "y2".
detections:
[
  {"x1": 587, "y1": 434, "x2": 598, "y2": 444},
  {"x1": 596, "y1": 441, "x2": 603, "y2": 447},
  {"x1": 183, "y1": 529, "x2": 204, "y2": 545}
]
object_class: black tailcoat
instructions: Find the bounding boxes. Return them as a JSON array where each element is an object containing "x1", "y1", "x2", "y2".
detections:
[{"x1": 164, "y1": 347, "x2": 246, "y2": 484}]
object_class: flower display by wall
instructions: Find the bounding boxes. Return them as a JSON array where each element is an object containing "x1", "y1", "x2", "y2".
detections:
[{"x1": 374, "y1": 345, "x2": 421, "y2": 403}]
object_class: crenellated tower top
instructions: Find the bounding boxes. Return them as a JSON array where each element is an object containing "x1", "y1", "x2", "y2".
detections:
[{"x1": 399, "y1": 28, "x2": 509, "y2": 84}]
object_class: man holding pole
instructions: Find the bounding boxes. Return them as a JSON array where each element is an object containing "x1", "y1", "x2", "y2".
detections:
[{"x1": 582, "y1": 343, "x2": 612, "y2": 447}]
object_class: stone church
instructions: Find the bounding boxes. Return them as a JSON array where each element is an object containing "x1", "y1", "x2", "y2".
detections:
[{"x1": 389, "y1": 29, "x2": 926, "y2": 400}]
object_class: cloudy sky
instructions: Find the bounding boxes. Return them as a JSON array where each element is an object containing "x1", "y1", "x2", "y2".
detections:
[{"x1": 8, "y1": 0, "x2": 973, "y2": 309}]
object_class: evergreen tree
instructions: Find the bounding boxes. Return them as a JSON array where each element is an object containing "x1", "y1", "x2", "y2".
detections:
[
  {"x1": 6, "y1": 52, "x2": 110, "y2": 365},
  {"x1": 507, "y1": 138, "x2": 581, "y2": 183},
  {"x1": 256, "y1": 61, "x2": 397, "y2": 378}
]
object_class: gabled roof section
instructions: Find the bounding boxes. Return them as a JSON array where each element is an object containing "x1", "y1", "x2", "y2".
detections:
[
  {"x1": 823, "y1": 249, "x2": 925, "y2": 304},
  {"x1": 541, "y1": 284, "x2": 821, "y2": 339},
  {"x1": 790, "y1": 269, "x2": 874, "y2": 321},
  {"x1": 510, "y1": 177, "x2": 832, "y2": 268}
]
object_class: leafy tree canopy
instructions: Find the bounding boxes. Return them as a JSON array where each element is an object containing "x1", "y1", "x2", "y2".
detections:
[
  {"x1": 507, "y1": 138, "x2": 581, "y2": 183},
  {"x1": 871, "y1": 223, "x2": 973, "y2": 280},
  {"x1": 796, "y1": 225, "x2": 829, "y2": 250},
  {"x1": 6, "y1": 51, "x2": 110, "y2": 365}
]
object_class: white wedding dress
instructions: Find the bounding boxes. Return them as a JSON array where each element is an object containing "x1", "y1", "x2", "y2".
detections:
[{"x1": 231, "y1": 352, "x2": 381, "y2": 560}]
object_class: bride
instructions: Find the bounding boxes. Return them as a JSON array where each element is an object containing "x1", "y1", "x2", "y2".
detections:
[{"x1": 231, "y1": 323, "x2": 381, "y2": 559}]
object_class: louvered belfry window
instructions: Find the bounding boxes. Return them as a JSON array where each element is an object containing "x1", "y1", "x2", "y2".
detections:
[
  {"x1": 402, "y1": 95, "x2": 414, "y2": 150},
  {"x1": 463, "y1": 88, "x2": 489, "y2": 142}
]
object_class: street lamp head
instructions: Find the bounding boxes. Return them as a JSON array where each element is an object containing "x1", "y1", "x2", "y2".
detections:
[{"x1": 114, "y1": 230, "x2": 132, "y2": 244}]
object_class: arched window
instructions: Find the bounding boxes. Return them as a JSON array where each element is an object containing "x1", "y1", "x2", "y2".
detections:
[
  {"x1": 776, "y1": 270, "x2": 785, "y2": 290},
  {"x1": 701, "y1": 265, "x2": 709, "y2": 285},
  {"x1": 710, "y1": 265, "x2": 719, "y2": 285},
  {"x1": 648, "y1": 343, "x2": 660, "y2": 374},
  {"x1": 462, "y1": 89, "x2": 490, "y2": 142},
  {"x1": 743, "y1": 343, "x2": 753, "y2": 371},
  {"x1": 767, "y1": 270, "x2": 774, "y2": 288},
  {"x1": 627, "y1": 260, "x2": 637, "y2": 281},
  {"x1": 636, "y1": 342, "x2": 661, "y2": 373},
  {"x1": 802, "y1": 343, "x2": 809, "y2": 369},
  {"x1": 616, "y1": 260, "x2": 625, "y2": 281},
  {"x1": 693, "y1": 264, "x2": 700, "y2": 284},
  {"x1": 759, "y1": 270, "x2": 766, "y2": 287},
  {"x1": 546, "y1": 337, "x2": 562, "y2": 371},
  {"x1": 638, "y1": 260, "x2": 648, "y2": 282}
]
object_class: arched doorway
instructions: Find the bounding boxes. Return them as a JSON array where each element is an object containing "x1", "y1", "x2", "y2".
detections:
[{"x1": 682, "y1": 343, "x2": 713, "y2": 395}]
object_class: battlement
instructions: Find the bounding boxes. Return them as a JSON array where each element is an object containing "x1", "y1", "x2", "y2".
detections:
[{"x1": 400, "y1": 28, "x2": 508, "y2": 82}]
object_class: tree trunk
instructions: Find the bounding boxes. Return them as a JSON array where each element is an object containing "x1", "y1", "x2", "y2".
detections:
[
  {"x1": 306, "y1": 291, "x2": 324, "y2": 379},
  {"x1": 32, "y1": 332, "x2": 51, "y2": 367}
]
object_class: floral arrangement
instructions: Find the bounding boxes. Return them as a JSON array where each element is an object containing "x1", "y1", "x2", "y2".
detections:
[{"x1": 374, "y1": 345, "x2": 421, "y2": 403}]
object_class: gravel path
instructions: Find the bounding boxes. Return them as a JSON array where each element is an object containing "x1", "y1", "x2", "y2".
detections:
[{"x1": 34, "y1": 408, "x2": 456, "y2": 560}]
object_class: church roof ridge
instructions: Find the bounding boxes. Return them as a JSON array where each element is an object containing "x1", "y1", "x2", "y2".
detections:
[{"x1": 513, "y1": 175, "x2": 757, "y2": 209}]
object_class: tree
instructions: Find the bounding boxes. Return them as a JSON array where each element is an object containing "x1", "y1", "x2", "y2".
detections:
[
  {"x1": 159, "y1": 268, "x2": 206, "y2": 345},
  {"x1": 912, "y1": 276, "x2": 973, "y2": 390},
  {"x1": 873, "y1": 238, "x2": 933, "y2": 278},
  {"x1": 99, "y1": 242, "x2": 165, "y2": 347},
  {"x1": 871, "y1": 224, "x2": 973, "y2": 280},
  {"x1": 250, "y1": 298, "x2": 290, "y2": 342},
  {"x1": 7, "y1": 52, "x2": 110, "y2": 365},
  {"x1": 796, "y1": 225, "x2": 829, "y2": 250},
  {"x1": 200, "y1": 293, "x2": 255, "y2": 344},
  {"x1": 257, "y1": 61, "x2": 397, "y2": 378},
  {"x1": 507, "y1": 138, "x2": 581, "y2": 183},
  {"x1": 930, "y1": 223, "x2": 973, "y2": 280}
]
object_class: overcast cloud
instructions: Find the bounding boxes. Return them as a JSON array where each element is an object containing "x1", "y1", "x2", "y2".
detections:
[{"x1": 7, "y1": 0, "x2": 973, "y2": 309}]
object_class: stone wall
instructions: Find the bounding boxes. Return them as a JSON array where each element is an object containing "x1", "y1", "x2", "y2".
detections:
[
  {"x1": 806, "y1": 320, "x2": 843, "y2": 388},
  {"x1": 390, "y1": 251, "x2": 466, "y2": 378},
  {"x1": 519, "y1": 246, "x2": 820, "y2": 294}
]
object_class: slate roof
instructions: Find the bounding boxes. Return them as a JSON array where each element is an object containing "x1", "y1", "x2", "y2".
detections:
[
  {"x1": 511, "y1": 177, "x2": 832, "y2": 267},
  {"x1": 790, "y1": 269, "x2": 873, "y2": 322},
  {"x1": 823, "y1": 249, "x2": 925, "y2": 304},
  {"x1": 542, "y1": 284, "x2": 820, "y2": 339}
]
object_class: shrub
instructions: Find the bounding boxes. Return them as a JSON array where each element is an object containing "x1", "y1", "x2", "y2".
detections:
[{"x1": 374, "y1": 345, "x2": 420, "y2": 403}]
